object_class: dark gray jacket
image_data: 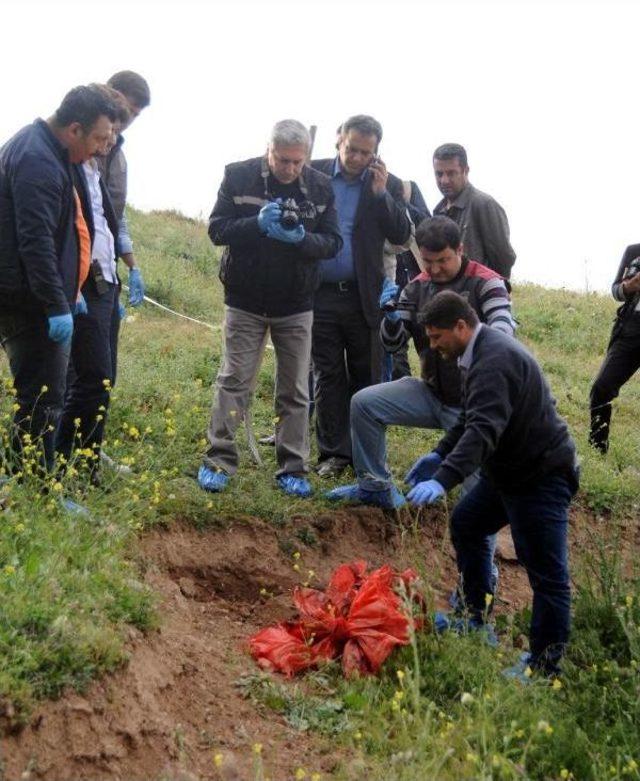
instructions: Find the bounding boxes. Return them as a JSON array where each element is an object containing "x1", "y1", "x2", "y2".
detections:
[
  {"x1": 434, "y1": 183, "x2": 516, "y2": 279},
  {"x1": 433, "y1": 326, "x2": 577, "y2": 492},
  {"x1": 97, "y1": 136, "x2": 127, "y2": 221}
]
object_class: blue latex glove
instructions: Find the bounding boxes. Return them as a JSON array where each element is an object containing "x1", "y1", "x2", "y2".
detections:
[
  {"x1": 128, "y1": 267, "x2": 145, "y2": 306},
  {"x1": 266, "y1": 221, "x2": 305, "y2": 244},
  {"x1": 258, "y1": 201, "x2": 281, "y2": 234},
  {"x1": 405, "y1": 452, "x2": 443, "y2": 487},
  {"x1": 47, "y1": 313, "x2": 74, "y2": 344},
  {"x1": 74, "y1": 293, "x2": 88, "y2": 316},
  {"x1": 379, "y1": 277, "x2": 401, "y2": 322},
  {"x1": 118, "y1": 302, "x2": 126, "y2": 320},
  {"x1": 407, "y1": 479, "x2": 445, "y2": 506}
]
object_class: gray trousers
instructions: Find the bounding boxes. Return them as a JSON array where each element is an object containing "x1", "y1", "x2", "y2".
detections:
[{"x1": 204, "y1": 306, "x2": 312, "y2": 476}]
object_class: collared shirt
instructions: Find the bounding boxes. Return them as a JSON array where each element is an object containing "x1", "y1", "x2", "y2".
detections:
[
  {"x1": 458, "y1": 323, "x2": 483, "y2": 374},
  {"x1": 82, "y1": 159, "x2": 117, "y2": 283},
  {"x1": 319, "y1": 157, "x2": 363, "y2": 283}
]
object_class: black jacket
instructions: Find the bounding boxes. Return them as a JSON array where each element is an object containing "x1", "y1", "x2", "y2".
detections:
[
  {"x1": 0, "y1": 119, "x2": 80, "y2": 315},
  {"x1": 209, "y1": 157, "x2": 342, "y2": 317},
  {"x1": 433, "y1": 326, "x2": 577, "y2": 493},
  {"x1": 311, "y1": 158, "x2": 411, "y2": 328}
]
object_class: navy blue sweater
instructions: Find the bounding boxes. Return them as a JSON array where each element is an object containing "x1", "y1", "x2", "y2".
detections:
[{"x1": 433, "y1": 326, "x2": 577, "y2": 492}]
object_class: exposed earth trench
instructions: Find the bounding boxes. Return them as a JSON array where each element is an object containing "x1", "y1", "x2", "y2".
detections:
[{"x1": 1, "y1": 504, "x2": 599, "y2": 781}]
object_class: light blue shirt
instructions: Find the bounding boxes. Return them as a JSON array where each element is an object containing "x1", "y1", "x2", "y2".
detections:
[
  {"x1": 319, "y1": 158, "x2": 364, "y2": 283},
  {"x1": 458, "y1": 323, "x2": 483, "y2": 372}
]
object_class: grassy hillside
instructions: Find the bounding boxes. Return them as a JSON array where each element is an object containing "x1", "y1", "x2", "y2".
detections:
[{"x1": 0, "y1": 208, "x2": 639, "y2": 779}]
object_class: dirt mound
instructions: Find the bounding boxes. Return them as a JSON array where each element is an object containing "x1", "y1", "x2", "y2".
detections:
[{"x1": 1, "y1": 507, "x2": 531, "y2": 781}]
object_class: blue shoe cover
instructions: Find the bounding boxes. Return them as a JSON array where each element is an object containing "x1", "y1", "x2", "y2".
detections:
[
  {"x1": 198, "y1": 465, "x2": 229, "y2": 493},
  {"x1": 277, "y1": 474, "x2": 313, "y2": 498},
  {"x1": 433, "y1": 610, "x2": 498, "y2": 647},
  {"x1": 324, "y1": 483, "x2": 406, "y2": 509}
]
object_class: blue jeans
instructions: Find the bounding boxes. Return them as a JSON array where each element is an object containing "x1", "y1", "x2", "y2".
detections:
[
  {"x1": 350, "y1": 377, "x2": 463, "y2": 491},
  {"x1": 0, "y1": 308, "x2": 70, "y2": 472},
  {"x1": 451, "y1": 472, "x2": 576, "y2": 673}
]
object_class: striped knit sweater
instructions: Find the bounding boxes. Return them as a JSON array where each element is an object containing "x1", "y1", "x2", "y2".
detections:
[{"x1": 380, "y1": 257, "x2": 515, "y2": 407}]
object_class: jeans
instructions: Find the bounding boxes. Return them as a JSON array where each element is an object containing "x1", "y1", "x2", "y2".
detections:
[
  {"x1": 0, "y1": 308, "x2": 70, "y2": 472},
  {"x1": 450, "y1": 471, "x2": 575, "y2": 673},
  {"x1": 350, "y1": 377, "x2": 462, "y2": 491},
  {"x1": 56, "y1": 278, "x2": 120, "y2": 466},
  {"x1": 205, "y1": 306, "x2": 312, "y2": 476}
]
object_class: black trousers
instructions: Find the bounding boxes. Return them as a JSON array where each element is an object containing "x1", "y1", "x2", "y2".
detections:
[
  {"x1": 0, "y1": 308, "x2": 71, "y2": 472},
  {"x1": 312, "y1": 283, "x2": 381, "y2": 463},
  {"x1": 56, "y1": 278, "x2": 120, "y2": 466},
  {"x1": 589, "y1": 314, "x2": 640, "y2": 452}
]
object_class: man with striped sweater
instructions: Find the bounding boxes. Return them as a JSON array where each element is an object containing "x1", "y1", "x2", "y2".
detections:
[{"x1": 326, "y1": 215, "x2": 515, "y2": 509}]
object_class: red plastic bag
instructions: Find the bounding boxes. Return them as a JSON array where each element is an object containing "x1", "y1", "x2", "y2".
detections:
[{"x1": 249, "y1": 560, "x2": 419, "y2": 678}]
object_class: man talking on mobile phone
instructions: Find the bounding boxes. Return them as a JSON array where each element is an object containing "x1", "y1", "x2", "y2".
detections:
[{"x1": 311, "y1": 115, "x2": 411, "y2": 478}]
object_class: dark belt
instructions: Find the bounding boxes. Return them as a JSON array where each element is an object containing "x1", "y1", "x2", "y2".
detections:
[{"x1": 321, "y1": 280, "x2": 358, "y2": 294}]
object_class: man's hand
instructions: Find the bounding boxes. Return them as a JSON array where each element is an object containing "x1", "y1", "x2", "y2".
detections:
[
  {"x1": 266, "y1": 222, "x2": 305, "y2": 244},
  {"x1": 369, "y1": 157, "x2": 388, "y2": 196},
  {"x1": 407, "y1": 479, "x2": 445, "y2": 506},
  {"x1": 47, "y1": 313, "x2": 73, "y2": 345},
  {"x1": 258, "y1": 202, "x2": 281, "y2": 234},
  {"x1": 379, "y1": 277, "x2": 401, "y2": 322},
  {"x1": 74, "y1": 293, "x2": 88, "y2": 316},
  {"x1": 623, "y1": 272, "x2": 640, "y2": 296},
  {"x1": 128, "y1": 267, "x2": 145, "y2": 306},
  {"x1": 405, "y1": 452, "x2": 443, "y2": 487}
]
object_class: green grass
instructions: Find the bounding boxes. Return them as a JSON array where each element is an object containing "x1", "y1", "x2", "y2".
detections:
[{"x1": 1, "y1": 207, "x2": 639, "y2": 778}]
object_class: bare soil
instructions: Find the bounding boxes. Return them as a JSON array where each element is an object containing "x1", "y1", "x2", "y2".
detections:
[{"x1": 2, "y1": 503, "x2": 580, "y2": 781}]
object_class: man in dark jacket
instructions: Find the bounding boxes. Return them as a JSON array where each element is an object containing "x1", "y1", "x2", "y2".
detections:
[
  {"x1": 327, "y1": 216, "x2": 514, "y2": 509},
  {"x1": 0, "y1": 85, "x2": 116, "y2": 473},
  {"x1": 199, "y1": 119, "x2": 342, "y2": 498},
  {"x1": 56, "y1": 88, "x2": 131, "y2": 480},
  {"x1": 589, "y1": 243, "x2": 640, "y2": 453},
  {"x1": 408, "y1": 291, "x2": 578, "y2": 676},
  {"x1": 433, "y1": 143, "x2": 516, "y2": 280},
  {"x1": 311, "y1": 115, "x2": 411, "y2": 477}
]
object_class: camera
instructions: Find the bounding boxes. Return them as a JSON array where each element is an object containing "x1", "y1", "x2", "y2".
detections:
[
  {"x1": 624, "y1": 256, "x2": 640, "y2": 280},
  {"x1": 278, "y1": 198, "x2": 317, "y2": 230},
  {"x1": 381, "y1": 297, "x2": 417, "y2": 313}
]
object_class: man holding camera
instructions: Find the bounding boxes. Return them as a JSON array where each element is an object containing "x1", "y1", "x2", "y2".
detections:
[
  {"x1": 311, "y1": 115, "x2": 412, "y2": 478},
  {"x1": 589, "y1": 244, "x2": 640, "y2": 453},
  {"x1": 199, "y1": 120, "x2": 342, "y2": 497},
  {"x1": 327, "y1": 216, "x2": 514, "y2": 509}
]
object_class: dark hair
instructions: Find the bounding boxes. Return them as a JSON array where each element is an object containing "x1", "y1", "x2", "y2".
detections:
[
  {"x1": 53, "y1": 84, "x2": 118, "y2": 131},
  {"x1": 93, "y1": 84, "x2": 131, "y2": 125},
  {"x1": 107, "y1": 70, "x2": 151, "y2": 108},
  {"x1": 339, "y1": 114, "x2": 383, "y2": 145},
  {"x1": 433, "y1": 143, "x2": 468, "y2": 169},
  {"x1": 419, "y1": 290, "x2": 479, "y2": 329},
  {"x1": 415, "y1": 216, "x2": 462, "y2": 251}
]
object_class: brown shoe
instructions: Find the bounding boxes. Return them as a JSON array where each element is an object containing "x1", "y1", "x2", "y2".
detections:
[{"x1": 315, "y1": 457, "x2": 349, "y2": 479}]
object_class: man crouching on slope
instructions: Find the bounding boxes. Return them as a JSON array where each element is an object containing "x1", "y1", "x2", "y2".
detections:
[
  {"x1": 326, "y1": 215, "x2": 515, "y2": 509},
  {"x1": 409, "y1": 291, "x2": 579, "y2": 677},
  {"x1": 198, "y1": 120, "x2": 342, "y2": 498}
]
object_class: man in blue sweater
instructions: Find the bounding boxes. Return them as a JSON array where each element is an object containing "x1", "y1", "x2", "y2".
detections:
[{"x1": 409, "y1": 291, "x2": 578, "y2": 676}]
